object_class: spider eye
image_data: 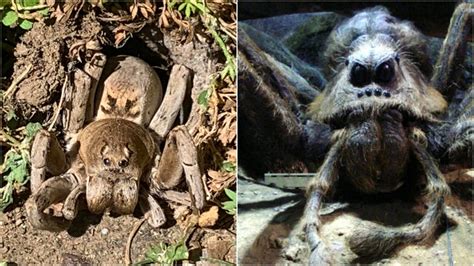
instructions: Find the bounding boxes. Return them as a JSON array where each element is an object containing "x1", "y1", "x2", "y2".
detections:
[
  {"x1": 350, "y1": 63, "x2": 371, "y2": 87},
  {"x1": 103, "y1": 158, "x2": 111, "y2": 166},
  {"x1": 118, "y1": 159, "x2": 129, "y2": 168},
  {"x1": 375, "y1": 61, "x2": 394, "y2": 84}
]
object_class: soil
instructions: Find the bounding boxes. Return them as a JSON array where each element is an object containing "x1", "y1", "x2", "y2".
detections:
[
  {"x1": 238, "y1": 169, "x2": 474, "y2": 265},
  {"x1": 0, "y1": 197, "x2": 235, "y2": 264},
  {"x1": 1, "y1": 7, "x2": 235, "y2": 265},
  {"x1": 8, "y1": 13, "x2": 103, "y2": 121}
]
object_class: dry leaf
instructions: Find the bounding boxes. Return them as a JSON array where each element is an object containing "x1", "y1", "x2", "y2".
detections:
[
  {"x1": 198, "y1": 206, "x2": 219, "y2": 228},
  {"x1": 208, "y1": 170, "x2": 221, "y2": 180},
  {"x1": 130, "y1": 4, "x2": 138, "y2": 19},
  {"x1": 139, "y1": 6, "x2": 149, "y2": 19}
]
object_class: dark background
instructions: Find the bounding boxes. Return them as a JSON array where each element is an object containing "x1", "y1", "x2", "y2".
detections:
[{"x1": 238, "y1": 1, "x2": 470, "y2": 40}]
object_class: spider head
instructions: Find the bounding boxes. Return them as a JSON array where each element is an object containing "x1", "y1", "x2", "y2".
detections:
[
  {"x1": 79, "y1": 119, "x2": 155, "y2": 215},
  {"x1": 310, "y1": 8, "x2": 447, "y2": 128}
]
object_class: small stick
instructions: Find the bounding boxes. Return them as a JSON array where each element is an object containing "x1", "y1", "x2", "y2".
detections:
[
  {"x1": 125, "y1": 217, "x2": 146, "y2": 265},
  {"x1": 4, "y1": 64, "x2": 32, "y2": 99},
  {"x1": 48, "y1": 75, "x2": 69, "y2": 131}
]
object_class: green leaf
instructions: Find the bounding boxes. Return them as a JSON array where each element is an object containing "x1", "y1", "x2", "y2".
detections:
[
  {"x1": 2, "y1": 10, "x2": 18, "y2": 26},
  {"x1": 222, "y1": 188, "x2": 236, "y2": 215},
  {"x1": 3, "y1": 151, "x2": 27, "y2": 184},
  {"x1": 185, "y1": 4, "x2": 191, "y2": 18},
  {"x1": 143, "y1": 242, "x2": 188, "y2": 264},
  {"x1": 20, "y1": 0, "x2": 39, "y2": 7},
  {"x1": 222, "y1": 201, "x2": 235, "y2": 215},
  {"x1": 0, "y1": 185, "x2": 14, "y2": 212},
  {"x1": 224, "y1": 188, "x2": 236, "y2": 201},
  {"x1": 197, "y1": 89, "x2": 209, "y2": 108},
  {"x1": 169, "y1": 0, "x2": 178, "y2": 9},
  {"x1": 172, "y1": 243, "x2": 189, "y2": 261},
  {"x1": 3, "y1": 152, "x2": 22, "y2": 176},
  {"x1": 6, "y1": 109, "x2": 18, "y2": 121},
  {"x1": 38, "y1": 7, "x2": 49, "y2": 16},
  {"x1": 193, "y1": 2, "x2": 205, "y2": 12},
  {"x1": 221, "y1": 161, "x2": 235, "y2": 173},
  {"x1": 19, "y1": 18, "x2": 33, "y2": 30},
  {"x1": 11, "y1": 159, "x2": 28, "y2": 184},
  {"x1": 0, "y1": 0, "x2": 10, "y2": 8},
  {"x1": 25, "y1": 122, "x2": 42, "y2": 139},
  {"x1": 178, "y1": 2, "x2": 186, "y2": 11}
]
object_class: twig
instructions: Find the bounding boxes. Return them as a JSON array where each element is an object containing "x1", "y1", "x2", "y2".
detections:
[
  {"x1": 48, "y1": 75, "x2": 69, "y2": 131},
  {"x1": 4, "y1": 64, "x2": 32, "y2": 99},
  {"x1": 125, "y1": 217, "x2": 146, "y2": 265},
  {"x1": 0, "y1": 129, "x2": 21, "y2": 147},
  {"x1": 200, "y1": 257, "x2": 235, "y2": 266}
]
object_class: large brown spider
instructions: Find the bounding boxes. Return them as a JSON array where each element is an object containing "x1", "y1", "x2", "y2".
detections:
[
  {"x1": 26, "y1": 55, "x2": 206, "y2": 231},
  {"x1": 238, "y1": 3, "x2": 472, "y2": 264}
]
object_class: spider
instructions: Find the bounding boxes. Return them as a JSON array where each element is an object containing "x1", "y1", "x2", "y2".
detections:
[
  {"x1": 238, "y1": 3, "x2": 472, "y2": 264},
  {"x1": 26, "y1": 55, "x2": 206, "y2": 231}
]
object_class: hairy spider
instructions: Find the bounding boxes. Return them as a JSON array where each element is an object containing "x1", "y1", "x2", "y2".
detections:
[
  {"x1": 26, "y1": 55, "x2": 205, "y2": 231},
  {"x1": 238, "y1": 3, "x2": 472, "y2": 264}
]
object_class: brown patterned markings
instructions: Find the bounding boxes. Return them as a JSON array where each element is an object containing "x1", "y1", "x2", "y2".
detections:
[{"x1": 100, "y1": 92, "x2": 140, "y2": 118}]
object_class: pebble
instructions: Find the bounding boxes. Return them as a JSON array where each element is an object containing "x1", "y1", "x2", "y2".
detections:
[
  {"x1": 0, "y1": 246, "x2": 9, "y2": 254},
  {"x1": 15, "y1": 219, "x2": 23, "y2": 226},
  {"x1": 101, "y1": 228, "x2": 109, "y2": 235},
  {"x1": 0, "y1": 213, "x2": 7, "y2": 226}
]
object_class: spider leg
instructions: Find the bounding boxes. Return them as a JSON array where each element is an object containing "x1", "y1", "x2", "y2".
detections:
[
  {"x1": 138, "y1": 188, "x2": 166, "y2": 228},
  {"x1": 65, "y1": 68, "x2": 93, "y2": 134},
  {"x1": 148, "y1": 126, "x2": 204, "y2": 212},
  {"x1": 305, "y1": 134, "x2": 345, "y2": 265},
  {"x1": 150, "y1": 127, "x2": 184, "y2": 191},
  {"x1": 239, "y1": 27, "x2": 330, "y2": 177},
  {"x1": 158, "y1": 190, "x2": 192, "y2": 206},
  {"x1": 445, "y1": 85, "x2": 474, "y2": 164},
  {"x1": 25, "y1": 172, "x2": 79, "y2": 231},
  {"x1": 348, "y1": 129, "x2": 450, "y2": 259},
  {"x1": 30, "y1": 130, "x2": 67, "y2": 194},
  {"x1": 148, "y1": 64, "x2": 192, "y2": 141},
  {"x1": 431, "y1": 2, "x2": 472, "y2": 97},
  {"x1": 62, "y1": 183, "x2": 86, "y2": 220},
  {"x1": 147, "y1": 64, "x2": 191, "y2": 195},
  {"x1": 83, "y1": 53, "x2": 107, "y2": 123},
  {"x1": 174, "y1": 126, "x2": 206, "y2": 210}
]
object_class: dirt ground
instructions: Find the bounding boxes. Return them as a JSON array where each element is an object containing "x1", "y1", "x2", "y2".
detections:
[
  {"x1": 238, "y1": 169, "x2": 474, "y2": 265},
  {"x1": 0, "y1": 197, "x2": 235, "y2": 264},
  {"x1": 1, "y1": 3, "x2": 235, "y2": 264}
]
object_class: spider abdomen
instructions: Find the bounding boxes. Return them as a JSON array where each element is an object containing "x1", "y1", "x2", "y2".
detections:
[{"x1": 340, "y1": 110, "x2": 410, "y2": 193}]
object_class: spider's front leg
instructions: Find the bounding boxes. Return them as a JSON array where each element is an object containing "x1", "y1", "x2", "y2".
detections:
[
  {"x1": 26, "y1": 130, "x2": 84, "y2": 231},
  {"x1": 26, "y1": 129, "x2": 74, "y2": 231},
  {"x1": 27, "y1": 54, "x2": 105, "y2": 231},
  {"x1": 25, "y1": 172, "x2": 81, "y2": 231},
  {"x1": 305, "y1": 133, "x2": 345, "y2": 265}
]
